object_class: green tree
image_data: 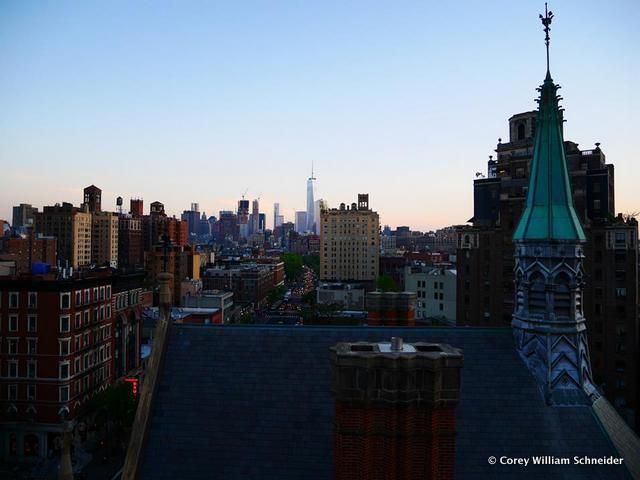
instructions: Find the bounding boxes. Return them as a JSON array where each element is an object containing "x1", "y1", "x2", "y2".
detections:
[
  {"x1": 268, "y1": 285, "x2": 287, "y2": 304},
  {"x1": 90, "y1": 381, "x2": 138, "y2": 430},
  {"x1": 376, "y1": 274, "x2": 400, "y2": 292},
  {"x1": 302, "y1": 254, "x2": 320, "y2": 274},
  {"x1": 282, "y1": 253, "x2": 304, "y2": 280}
]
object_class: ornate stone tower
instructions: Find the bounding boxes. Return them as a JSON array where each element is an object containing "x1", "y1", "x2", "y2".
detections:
[{"x1": 512, "y1": 5, "x2": 597, "y2": 405}]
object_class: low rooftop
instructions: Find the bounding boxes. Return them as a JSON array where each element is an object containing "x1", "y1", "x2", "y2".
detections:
[{"x1": 133, "y1": 325, "x2": 638, "y2": 480}]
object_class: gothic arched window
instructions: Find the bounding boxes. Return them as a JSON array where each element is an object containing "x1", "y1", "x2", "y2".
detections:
[
  {"x1": 554, "y1": 273, "x2": 571, "y2": 318},
  {"x1": 528, "y1": 273, "x2": 546, "y2": 314}
]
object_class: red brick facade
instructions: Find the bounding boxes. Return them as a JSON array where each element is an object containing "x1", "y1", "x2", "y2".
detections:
[
  {"x1": 366, "y1": 292, "x2": 417, "y2": 326},
  {"x1": 335, "y1": 403, "x2": 456, "y2": 480},
  {"x1": 330, "y1": 340, "x2": 463, "y2": 480}
]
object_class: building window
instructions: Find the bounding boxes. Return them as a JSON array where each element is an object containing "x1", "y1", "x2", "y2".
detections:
[
  {"x1": 60, "y1": 292, "x2": 71, "y2": 310},
  {"x1": 27, "y1": 338, "x2": 37, "y2": 355},
  {"x1": 93, "y1": 288, "x2": 98, "y2": 302},
  {"x1": 528, "y1": 274, "x2": 546, "y2": 314},
  {"x1": 59, "y1": 339, "x2": 70, "y2": 356},
  {"x1": 106, "y1": 285, "x2": 111, "y2": 299},
  {"x1": 84, "y1": 310, "x2": 90, "y2": 326},
  {"x1": 59, "y1": 315, "x2": 70, "y2": 333},
  {"x1": 83, "y1": 333, "x2": 89, "y2": 347},
  {"x1": 439, "y1": 303, "x2": 444, "y2": 311},
  {"x1": 27, "y1": 315, "x2": 37, "y2": 332},
  {"x1": 616, "y1": 287, "x2": 627, "y2": 297},
  {"x1": 8, "y1": 338, "x2": 19, "y2": 355},
  {"x1": 75, "y1": 291, "x2": 81, "y2": 306},
  {"x1": 75, "y1": 335, "x2": 81, "y2": 351},
  {"x1": 9, "y1": 292, "x2": 19, "y2": 308},
  {"x1": 106, "y1": 305, "x2": 111, "y2": 318},
  {"x1": 8, "y1": 384, "x2": 17, "y2": 401},
  {"x1": 9, "y1": 315, "x2": 18, "y2": 332},
  {"x1": 8, "y1": 361, "x2": 18, "y2": 377},
  {"x1": 59, "y1": 386, "x2": 69, "y2": 402},
  {"x1": 28, "y1": 292, "x2": 37, "y2": 308},
  {"x1": 75, "y1": 357, "x2": 81, "y2": 374},
  {"x1": 59, "y1": 362, "x2": 70, "y2": 379},
  {"x1": 27, "y1": 384, "x2": 36, "y2": 400},
  {"x1": 75, "y1": 313, "x2": 81, "y2": 329},
  {"x1": 27, "y1": 361, "x2": 37, "y2": 378},
  {"x1": 84, "y1": 289, "x2": 90, "y2": 304},
  {"x1": 100, "y1": 287, "x2": 105, "y2": 301}
]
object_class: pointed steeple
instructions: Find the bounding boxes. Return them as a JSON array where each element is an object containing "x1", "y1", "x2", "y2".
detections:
[
  {"x1": 513, "y1": 5, "x2": 585, "y2": 242},
  {"x1": 512, "y1": 6, "x2": 595, "y2": 406}
]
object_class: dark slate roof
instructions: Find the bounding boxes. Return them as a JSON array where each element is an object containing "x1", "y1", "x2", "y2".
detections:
[{"x1": 139, "y1": 325, "x2": 633, "y2": 480}]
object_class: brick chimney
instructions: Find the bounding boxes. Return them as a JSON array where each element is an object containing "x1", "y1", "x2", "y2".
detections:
[
  {"x1": 366, "y1": 292, "x2": 417, "y2": 326},
  {"x1": 330, "y1": 339, "x2": 463, "y2": 480}
]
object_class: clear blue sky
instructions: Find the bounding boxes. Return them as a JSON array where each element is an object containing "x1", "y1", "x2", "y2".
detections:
[{"x1": 1, "y1": 0, "x2": 638, "y2": 231}]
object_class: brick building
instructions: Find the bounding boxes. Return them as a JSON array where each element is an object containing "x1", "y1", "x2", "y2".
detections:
[
  {"x1": 330, "y1": 339, "x2": 463, "y2": 480},
  {"x1": 365, "y1": 291, "x2": 417, "y2": 326},
  {"x1": 141, "y1": 202, "x2": 189, "y2": 252},
  {"x1": 456, "y1": 111, "x2": 639, "y2": 427},
  {"x1": 118, "y1": 214, "x2": 144, "y2": 271},
  {"x1": 145, "y1": 244, "x2": 200, "y2": 305},
  {"x1": 35, "y1": 203, "x2": 92, "y2": 269},
  {"x1": 91, "y1": 211, "x2": 119, "y2": 267},
  {"x1": 320, "y1": 194, "x2": 379, "y2": 287},
  {"x1": 0, "y1": 236, "x2": 57, "y2": 275},
  {"x1": 0, "y1": 271, "x2": 115, "y2": 460},
  {"x1": 112, "y1": 272, "x2": 146, "y2": 378}
]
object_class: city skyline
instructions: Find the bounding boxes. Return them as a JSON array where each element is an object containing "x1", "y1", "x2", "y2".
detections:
[{"x1": 1, "y1": 1, "x2": 638, "y2": 230}]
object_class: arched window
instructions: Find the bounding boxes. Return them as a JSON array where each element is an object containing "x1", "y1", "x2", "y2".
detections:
[
  {"x1": 528, "y1": 273, "x2": 546, "y2": 314},
  {"x1": 517, "y1": 123, "x2": 526, "y2": 140},
  {"x1": 24, "y1": 434, "x2": 39, "y2": 457},
  {"x1": 554, "y1": 273, "x2": 571, "y2": 318}
]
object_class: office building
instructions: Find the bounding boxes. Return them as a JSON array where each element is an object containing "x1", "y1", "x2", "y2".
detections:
[{"x1": 320, "y1": 194, "x2": 379, "y2": 286}]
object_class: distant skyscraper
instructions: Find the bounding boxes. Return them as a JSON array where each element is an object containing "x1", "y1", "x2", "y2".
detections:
[
  {"x1": 250, "y1": 199, "x2": 260, "y2": 234},
  {"x1": 273, "y1": 203, "x2": 284, "y2": 229},
  {"x1": 181, "y1": 203, "x2": 201, "y2": 236},
  {"x1": 237, "y1": 199, "x2": 250, "y2": 238},
  {"x1": 306, "y1": 164, "x2": 316, "y2": 233},
  {"x1": 295, "y1": 211, "x2": 308, "y2": 234}
]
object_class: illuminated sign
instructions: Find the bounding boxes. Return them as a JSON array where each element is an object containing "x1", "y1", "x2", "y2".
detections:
[{"x1": 124, "y1": 377, "x2": 139, "y2": 398}]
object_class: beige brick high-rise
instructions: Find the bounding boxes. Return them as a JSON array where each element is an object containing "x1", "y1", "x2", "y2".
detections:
[
  {"x1": 91, "y1": 211, "x2": 119, "y2": 267},
  {"x1": 35, "y1": 203, "x2": 92, "y2": 268},
  {"x1": 320, "y1": 194, "x2": 379, "y2": 285}
]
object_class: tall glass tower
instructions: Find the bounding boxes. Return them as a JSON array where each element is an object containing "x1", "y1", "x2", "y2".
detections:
[{"x1": 306, "y1": 164, "x2": 316, "y2": 233}]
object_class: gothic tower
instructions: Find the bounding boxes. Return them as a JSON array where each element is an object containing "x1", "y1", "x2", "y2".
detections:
[{"x1": 512, "y1": 6, "x2": 597, "y2": 405}]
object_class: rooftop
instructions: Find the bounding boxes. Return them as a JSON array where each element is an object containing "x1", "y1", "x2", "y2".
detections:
[{"x1": 134, "y1": 324, "x2": 638, "y2": 480}]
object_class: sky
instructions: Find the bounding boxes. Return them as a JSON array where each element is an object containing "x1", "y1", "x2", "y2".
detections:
[{"x1": 1, "y1": 0, "x2": 638, "y2": 231}]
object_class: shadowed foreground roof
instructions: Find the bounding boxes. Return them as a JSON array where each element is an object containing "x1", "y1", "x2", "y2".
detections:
[{"x1": 138, "y1": 325, "x2": 634, "y2": 479}]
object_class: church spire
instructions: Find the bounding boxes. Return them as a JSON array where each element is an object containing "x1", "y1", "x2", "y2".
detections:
[
  {"x1": 512, "y1": 6, "x2": 595, "y2": 406},
  {"x1": 513, "y1": 5, "x2": 585, "y2": 242}
]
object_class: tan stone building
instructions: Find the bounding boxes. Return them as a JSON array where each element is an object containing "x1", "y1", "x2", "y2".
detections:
[
  {"x1": 92, "y1": 211, "x2": 119, "y2": 267},
  {"x1": 35, "y1": 203, "x2": 92, "y2": 268},
  {"x1": 320, "y1": 194, "x2": 379, "y2": 285}
]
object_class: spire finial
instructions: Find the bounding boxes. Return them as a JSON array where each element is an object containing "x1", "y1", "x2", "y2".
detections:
[
  {"x1": 539, "y1": 3, "x2": 554, "y2": 72},
  {"x1": 311, "y1": 160, "x2": 314, "y2": 179}
]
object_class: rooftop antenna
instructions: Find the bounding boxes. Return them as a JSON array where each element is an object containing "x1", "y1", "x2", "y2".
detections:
[
  {"x1": 242, "y1": 188, "x2": 248, "y2": 200},
  {"x1": 540, "y1": 3, "x2": 554, "y2": 72}
]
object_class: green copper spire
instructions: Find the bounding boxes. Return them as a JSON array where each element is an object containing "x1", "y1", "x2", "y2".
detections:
[{"x1": 513, "y1": 7, "x2": 586, "y2": 242}]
